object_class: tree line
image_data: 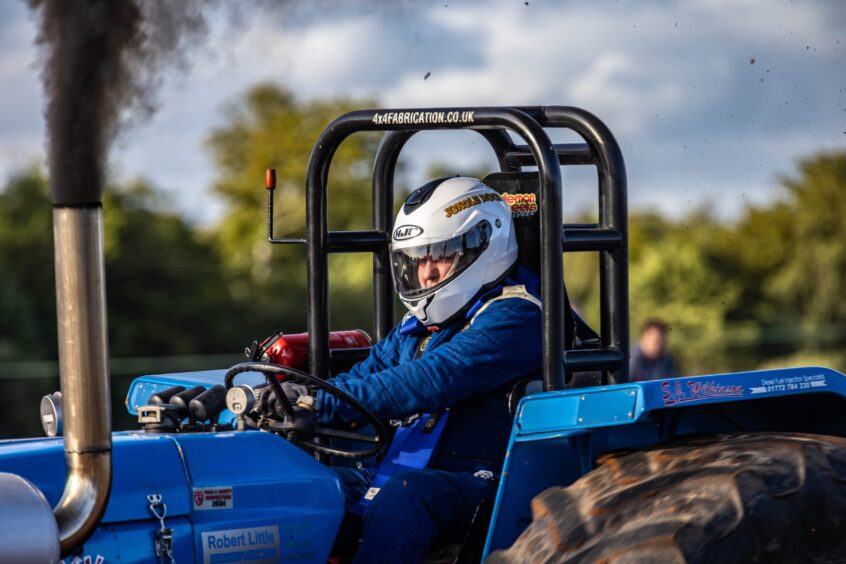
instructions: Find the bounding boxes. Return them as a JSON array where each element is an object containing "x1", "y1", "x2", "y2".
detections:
[
  {"x1": 567, "y1": 149, "x2": 846, "y2": 375},
  {"x1": 0, "y1": 83, "x2": 843, "y2": 434}
]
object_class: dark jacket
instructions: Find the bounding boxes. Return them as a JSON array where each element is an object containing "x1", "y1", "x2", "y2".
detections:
[
  {"x1": 316, "y1": 267, "x2": 543, "y2": 472},
  {"x1": 629, "y1": 345, "x2": 678, "y2": 381}
]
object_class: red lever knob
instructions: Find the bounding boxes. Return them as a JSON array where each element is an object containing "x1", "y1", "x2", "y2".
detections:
[{"x1": 265, "y1": 168, "x2": 277, "y2": 191}]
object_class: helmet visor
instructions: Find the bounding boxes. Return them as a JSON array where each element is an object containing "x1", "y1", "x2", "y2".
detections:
[{"x1": 391, "y1": 220, "x2": 492, "y2": 300}]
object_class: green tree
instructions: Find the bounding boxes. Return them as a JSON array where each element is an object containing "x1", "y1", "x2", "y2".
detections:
[
  {"x1": 767, "y1": 152, "x2": 846, "y2": 329},
  {"x1": 716, "y1": 202, "x2": 793, "y2": 325},
  {"x1": 0, "y1": 167, "x2": 247, "y2": 436},
  {"x1": 207, "y1": 84, "x2": 381, "y2": 335},
  {"x1": 0, "y1": 167, "x2": 56, "y2": 358},
  {"x1": 729, "y1": 151, "x2": 846, "y2": 369},
  {"x1": 102, "y1": 180, "x2": 242, "y2": 357},
  {"x1": 614, "y1": 209, "x2": 738, "y2": 374},
  {"x1": 0, "y1": 166, "x2": 244, "y2": 360}
]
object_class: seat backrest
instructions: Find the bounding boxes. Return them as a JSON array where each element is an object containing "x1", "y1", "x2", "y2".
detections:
[
  {"x1": 507, "y1": 378, "x2": 543, "y2": 416},
  {"x1": 483, "y1": 172, "x2": 576, "y2": 351},
  {"x1": 483, "y1": 172, "x2": 542, "y2": 274}
]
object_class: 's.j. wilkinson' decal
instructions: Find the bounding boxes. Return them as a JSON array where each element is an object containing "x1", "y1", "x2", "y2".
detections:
[
  {"x1": 661, "y1": 379, "x2": 744, "y2": 406},
  {"x1": 373, "y1": 111, "x2": 475, "y2": 125},
  {"x1": 394, "y1": 225, "x2": 424, "y2": 240}
]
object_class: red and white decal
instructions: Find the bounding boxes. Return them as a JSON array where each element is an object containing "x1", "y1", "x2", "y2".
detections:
[
  {"x1": 193, "y1": 486, "x2": 234, "y2": 510},
  {"x1": 502, "y1": 192, "x2": 538, "y2": 217}
]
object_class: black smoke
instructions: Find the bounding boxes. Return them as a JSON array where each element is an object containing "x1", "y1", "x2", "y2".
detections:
[{"x1": 28, "y1": 0, "x2": 208, "y2": 206}]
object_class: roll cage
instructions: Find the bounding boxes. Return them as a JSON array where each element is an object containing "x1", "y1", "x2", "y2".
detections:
[{"x1": 266, "y1": 106, "x2": 630, "y2": 389}]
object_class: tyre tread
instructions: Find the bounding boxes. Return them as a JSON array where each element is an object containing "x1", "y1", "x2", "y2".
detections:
[{"x1": 487, "y1": 432, "x2": 846, "y2": 563}]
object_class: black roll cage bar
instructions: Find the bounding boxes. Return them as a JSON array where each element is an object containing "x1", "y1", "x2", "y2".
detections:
[{"x1": 267, "y1": 106, "x2": 629, "y2": 391}]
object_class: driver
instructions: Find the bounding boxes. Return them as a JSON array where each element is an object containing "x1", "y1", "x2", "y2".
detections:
[{"x1": 287, "y1": 176, "x2": 542, "y2": 562}]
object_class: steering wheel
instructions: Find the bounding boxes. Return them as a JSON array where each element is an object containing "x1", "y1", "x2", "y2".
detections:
[{"x1": 224, "y1": 361, "x2": 387, "y2": 460}]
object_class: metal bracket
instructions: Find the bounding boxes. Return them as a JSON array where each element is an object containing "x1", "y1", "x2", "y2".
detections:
[{"x1": 147, "y1": 494, "x2": 175, "y2": 563}]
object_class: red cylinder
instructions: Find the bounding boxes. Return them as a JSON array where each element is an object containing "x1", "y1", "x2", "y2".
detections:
[
  {"x1": 265, "y1": 168, "x2": 277, "y2": 190},
  {"x1": 260, "y1": 330, "x2": 372, "y2": 371}
]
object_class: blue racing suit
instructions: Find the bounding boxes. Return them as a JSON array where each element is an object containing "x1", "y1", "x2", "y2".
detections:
[{"x1": 316, "y1": 266, "x2": 543, "y2": 562}]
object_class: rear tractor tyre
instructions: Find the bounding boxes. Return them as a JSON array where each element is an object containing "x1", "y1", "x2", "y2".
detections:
[{"x1": 487, "y1": 432, "x2": 846, "y2": 563}]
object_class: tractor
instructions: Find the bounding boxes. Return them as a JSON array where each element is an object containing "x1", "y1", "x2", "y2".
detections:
[{"x1": 1, "y1": 105, "x2": 845, "y2": 563}]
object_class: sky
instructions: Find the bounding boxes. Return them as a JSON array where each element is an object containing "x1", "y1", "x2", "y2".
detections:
[{"x1": 0, "y1": 0, "x2": 844, "y2": 224}]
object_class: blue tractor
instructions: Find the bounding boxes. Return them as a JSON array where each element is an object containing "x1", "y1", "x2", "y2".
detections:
[{"x1": 1, "y1": 106, "x2": 845, "y2": 563}]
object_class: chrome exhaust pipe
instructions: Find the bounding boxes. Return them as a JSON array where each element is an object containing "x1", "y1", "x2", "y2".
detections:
[{"x1": 52, "y1": 206, "x2": 112, "y2": 555}]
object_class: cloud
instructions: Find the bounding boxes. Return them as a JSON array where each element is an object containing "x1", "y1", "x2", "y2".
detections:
[
  {"x1": 0, "y1": 0, "x2": 843, "y2": 223},
  {"x1": 0, "y1": 2, "x2": 44, "y2": 176}
]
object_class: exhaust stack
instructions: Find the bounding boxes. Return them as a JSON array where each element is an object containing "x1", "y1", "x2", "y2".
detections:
[
  {"x1": 26, "y1": 0, "x2": 210, "y2": 554},
  {"x1": 52, "y1": 206, "x2": 112, "y2": 554}
]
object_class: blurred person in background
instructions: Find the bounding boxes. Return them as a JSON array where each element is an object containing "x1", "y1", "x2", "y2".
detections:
[{"x1": 630, "y1": 319, "x2": 678, "y2": 381}]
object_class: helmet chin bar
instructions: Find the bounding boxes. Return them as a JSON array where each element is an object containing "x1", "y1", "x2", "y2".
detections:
[
  {"x1": 402, "y1": 260, "x2": 505, "y2": 327},
  {"x1": 405, "y1": 295, "x2": 433, "y2": 325}
]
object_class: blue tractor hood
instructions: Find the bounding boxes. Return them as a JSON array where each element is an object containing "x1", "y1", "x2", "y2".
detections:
[
  {"x1": 0, "y1": 424, "x2": 344, "y2": 562},
  {"x1": 0, "y1": 433, "x2": 191, "y2": 524}
]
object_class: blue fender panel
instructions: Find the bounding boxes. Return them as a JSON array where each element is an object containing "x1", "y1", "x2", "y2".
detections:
[{"x1": 483, "y1": 366, "x2": 846, "y2": 557}]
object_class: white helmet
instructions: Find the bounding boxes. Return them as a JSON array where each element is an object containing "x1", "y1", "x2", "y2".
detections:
[{"x1": 390, "y1": 176, "x2": 518, "y2": 325}]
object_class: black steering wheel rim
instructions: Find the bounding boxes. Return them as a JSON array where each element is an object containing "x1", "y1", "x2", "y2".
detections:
[{"x1": 224, "y1": 361, "x2": 387, "y2": 459}]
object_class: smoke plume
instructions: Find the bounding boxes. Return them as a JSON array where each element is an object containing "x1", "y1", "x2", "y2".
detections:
[{"x1": 28, "y1": 0, "x2": 209, "y2": 205}]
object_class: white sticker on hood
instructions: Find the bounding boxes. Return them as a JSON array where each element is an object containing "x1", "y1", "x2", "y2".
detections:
[
  {"x1": 201, "y1": 525, "x2": 280, "y2": 564},
  {"x1": 193, "y1": 486, "x2": 233, "y2": 510}
]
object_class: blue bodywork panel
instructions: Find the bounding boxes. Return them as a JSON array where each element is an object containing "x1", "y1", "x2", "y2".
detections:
[
  {"x1": 5, "y1": 366, "x2": 846, "y2": 561},
  {"x1": 0, "y1": 369, "x2": 344, "y2": 563},
  {"x1": 0, "y1": 432, "x2": 343, "y2": 563},
  {"x1": 482, "y1": 366, "x2": 846, "y2": 558}
]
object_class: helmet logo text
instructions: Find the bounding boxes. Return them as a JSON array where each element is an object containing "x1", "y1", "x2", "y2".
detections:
[
  {"x1": 393, "y1": 225, "x2": 424, "y2": 240},
  {"x1": 502, "y1": 192, "x2": 538, "y2": 217},
  {"x1": 444, "y1": 193, "x2": 502, "y2": 217}
]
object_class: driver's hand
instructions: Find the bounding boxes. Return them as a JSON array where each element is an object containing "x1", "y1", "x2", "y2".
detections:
[
  {"x1": 254, "y1": 382, "x2": 315, "y2": 417},
  {"x1": 254, "y1": 383, "x2": 282, "y2": 417},
  {"x1": 281, "y1": 381, "x2": 309, "y2": 406}
]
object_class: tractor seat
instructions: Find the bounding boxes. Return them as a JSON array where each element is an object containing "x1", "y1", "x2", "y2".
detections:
[
  {"x1": 484, "y1": 172, "x2": 604, "y2": 388},
  {"x1": 507, "y1": 378, "x2": 543, "y2": 415},
  {"x1": 484, "y1": 171, "x2": 577, "y2": 352},
  {"x1": 483, "y1": 172, "x2": 544, "y2": 279}
]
